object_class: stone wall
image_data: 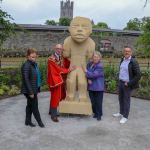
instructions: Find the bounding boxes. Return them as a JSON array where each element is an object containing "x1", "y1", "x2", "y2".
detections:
[
  {"x1": 2, "y1": 31, "x2": 69, "y2": 51},
  {"x1": 1, "y1": 30, "x2": 139, "y2": 56}
]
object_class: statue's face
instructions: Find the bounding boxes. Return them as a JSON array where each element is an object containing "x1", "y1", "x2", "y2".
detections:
[{"x1": 69, "y1": 17, "x2": 92, "y2": 43}]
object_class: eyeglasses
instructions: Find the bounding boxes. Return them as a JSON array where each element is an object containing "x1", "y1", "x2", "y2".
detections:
[{"x1": 56, "y1": 48, "x2": 63, "y2": 50}]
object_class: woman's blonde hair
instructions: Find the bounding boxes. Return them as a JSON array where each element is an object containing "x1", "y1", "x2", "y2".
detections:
[{"x1": 93, "y1": 51, "x2": 102, "y2": 59}]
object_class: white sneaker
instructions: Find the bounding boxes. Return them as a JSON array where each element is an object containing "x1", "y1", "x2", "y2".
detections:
[
  {"x1": 120, "y1": 117, "x2": 128, "y2": 124},
  {"x1": 113, "y1": 113, "x2": 122, "y2": 117}
]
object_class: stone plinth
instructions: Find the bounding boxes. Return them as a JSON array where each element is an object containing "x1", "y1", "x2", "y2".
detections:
[{"x1": 59, "y1": 100, "x2": 92, "y2": 115}]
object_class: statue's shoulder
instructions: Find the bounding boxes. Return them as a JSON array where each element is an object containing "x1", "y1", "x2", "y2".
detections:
[
  {"x1": 88, "y1": 37, "x2": 95, "y2": 44},
  {"x1": 87, "y1": 37, "x2": 95, "y2": 48},
  {"x1": 64, "y1": 36, "x2": 72, "y2": 49},
  {"x1": 64, "y1": 36, "x2": 72, "y2": 43}
]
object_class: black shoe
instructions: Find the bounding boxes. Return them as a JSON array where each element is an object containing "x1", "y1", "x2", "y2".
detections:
[
  {"x1": 93, "y1": 114, "x2": 97, "y2": 118},
  {"x1": 51, "y1": 116, "x2": 59, "y2": 122},
  {"x1": 38, "y1": 121, "x2": 45, "y2": 128},
  {"x1": 25, "y1": 121, "x2": 36, "y2": 127},
  {"x1": 97, "y1": 117, "x2": 101, "y2": 121}
]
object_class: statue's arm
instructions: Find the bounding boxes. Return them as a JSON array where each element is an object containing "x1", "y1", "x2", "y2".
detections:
[
  {"x1": 87, "y1": 39, "x2": 95, "y2": 60},
  {"x1": 63, "y1": 38, "x2": 71, "y2": 58}
]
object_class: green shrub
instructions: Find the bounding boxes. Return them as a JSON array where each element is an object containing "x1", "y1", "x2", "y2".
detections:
[
  {"x1": 138, "y1": 87, "x2": 150, "y2": 96},
  {"x1": 38, "y1": 61, "x2": 47, "y2": 86},
  {"x1": 0, "y1": 74, "x2": 10, "y2": 86},
  {"x1": 139, "y1": 70, "x2": 150, "y2": 87},
  {"x1": 41, "y1": 84, "x2": 49, "y2": 91},
  {"x1": 104, "y1": 65, "x2": 118, "y2": 79},
  {"x1": 0, "y1": 89, "x2": 4, "y2": 96},
  {"x1": 0, "y1": 85, "x2": 10, "y2": 92},
  {"x1": 104, "y1": 65, "x2": 118, "y2": 92},
  {"x1": 0, "y1": 68, "x2": 21, "y2": 87},
  {"x1": 8, "y1": 85, "x2": 20, "y2": 96},
  {"x1": 107, "y1": 79, "x2": 117, "y2": 92}
]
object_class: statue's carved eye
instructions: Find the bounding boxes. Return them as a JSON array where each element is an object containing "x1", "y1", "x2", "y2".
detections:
[
  {"x1": 71, "y1": 24, "x2": 79, "y2": 28},
  {"x1": 82, "y1": 26, "x2": 89, "y2": 29}
]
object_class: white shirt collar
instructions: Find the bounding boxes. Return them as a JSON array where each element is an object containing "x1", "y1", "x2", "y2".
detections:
[{"x1": 124, "y1": 56, "x2": 131, "y2": 60}]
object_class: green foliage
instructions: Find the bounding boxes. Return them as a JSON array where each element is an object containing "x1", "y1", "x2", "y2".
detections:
[
  {"x1": 0, "y1": 68, "x2": 21, "y2": 87},
  {"x1": 107, "y1": 80, "x2": 117, "y2": 92},
  {"x1": 139, "y1": 70, "x2": 150, "y2": 87},
  {"x1": 0, "y1": 60, "x2": 149, "y2": 99},
  {"x1": 0, "y1": 88, "x2": 4, "y2": 95},
  {"x1": 104, "y1": 65, "x2": 118, "y2": 79},
  {"x1": 0, "y1": 84, "x2": 10, "y2": 92},
  {"x1": 138, "y1": 87, "x2": 150, "y2": 96},
  {"x1": 45, "y1": 20, "x2": 57, "y2": 25},
  {"x1": 0, "y1": 74, "x2": 10, "y2": 86},
  {"x1": 92, "y1": 22, "x2": 112, "y2": 37},
  {"x1": 124, "y1": 18, "x2": 141, "y2": 31},
  {"x1": 136, "y1": 17, "x2": 150, "y2": 56},
  {"x1": 0, "y1": 61, "x2": 49, "y2": 97},
  {"x1": 0, "y1": 84, "x2": 20, "y2": 96},
  {"x1": 0, "y1": 0, "x2": 16, "y2": 46},
  {"x1": 41, "y1": 84, "x2": 49, "y2": 91},
  {"x1": 93, "y1": 22, "x2": 109, "y2": 29},
  {"x1": 59, "y1": 17, "x2": 71, "y2": 26},
  {"x1": 38, "y1": 61, "x2": 47, "y2": 87},
  {"x1": 104, "y1": 65, "x2": 118, "y2": 92},
  {"x1": 8, "y1": 85, "x2": 20, "y2": 96}
]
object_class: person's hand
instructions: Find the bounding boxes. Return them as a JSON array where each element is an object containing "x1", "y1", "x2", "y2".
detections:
[
  {"x1": 88, "y1": 79, "x2": 92, "y2": 84},
  {"x1": 29, "y1": 94, "x2": 34, "y2": 99},
  {"x1": 69, "y1": 65, "x2": 76, "y2": 71},
  {"x1": 125, "y1": 82, "x2": 128, "y2": 86}
]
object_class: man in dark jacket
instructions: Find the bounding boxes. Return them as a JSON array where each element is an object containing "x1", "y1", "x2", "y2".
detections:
[
  {"x1": 113, "y1": 46, "x2": 141, "y2": 124},
  {"x1": 21, "y1": 48, "x2": 44, "y2": 128}
]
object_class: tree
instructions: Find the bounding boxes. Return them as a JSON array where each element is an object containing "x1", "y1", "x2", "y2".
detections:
[
  {"x1": 124, "y1": 17, "x2": 150, "y2": 31},
  {"x1": 93, "y1": 22, "x2": 109, "y2": 29},
  {"x1": 0, "y1": 0, "x2": 16, "y2": 46},
  {"x1": 92, "y1": 22, "x2": 111, "y2": 37},
  {"x1": 137, "y1": 17, "x2": 150, "y2": 56},
  {"x1": 59, "y1": 17, "x2": 71, "y2": 26},
  {"x1": 45, "y1": 20, "x2": 57, "y2": 25},
  {"x1": 124, "y1": 18, "x2": 142, "y2": 31}
]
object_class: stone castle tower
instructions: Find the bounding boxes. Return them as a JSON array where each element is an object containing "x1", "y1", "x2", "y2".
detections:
[{"x1": 60, "y1": 0, "x2": 74, "y2": 19}]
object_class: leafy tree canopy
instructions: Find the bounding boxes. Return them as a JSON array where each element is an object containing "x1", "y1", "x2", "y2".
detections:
[
  {"x1": 45, "y1": 20, "x2": 57, "y2": 25},
  {"x1": 59, "y1": 17, "x2": 71, "y2": 26},
  {"x1": 0, "y1": 0, "x2": 16, "y2": 46}
]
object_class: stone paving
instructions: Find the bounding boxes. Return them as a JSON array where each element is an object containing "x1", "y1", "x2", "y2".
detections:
[{"x1": 0, "y1": 92, "x2": 150, "y2": 150}]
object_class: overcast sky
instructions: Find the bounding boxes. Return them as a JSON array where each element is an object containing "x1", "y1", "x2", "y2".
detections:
[{"x1": 1, "y1": 0, "x2": 150, "y2": 29}]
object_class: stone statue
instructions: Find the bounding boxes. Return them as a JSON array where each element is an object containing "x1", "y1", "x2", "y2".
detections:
[{"x1": 63, "y1": 16, "x2": 95, "y2": 102}]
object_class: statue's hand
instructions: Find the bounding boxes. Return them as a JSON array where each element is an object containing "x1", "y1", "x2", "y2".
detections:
[
  {"x1": 81, "y1": 65, "x2": 87, "y2": 73},
  {"x1": 69, "y1": 65, "x2": 76, "y2": 71}
]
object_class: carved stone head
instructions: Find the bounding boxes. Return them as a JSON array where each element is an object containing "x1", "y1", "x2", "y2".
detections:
[{"x1": 69, "y1": 16, "x2": 92, "y2": 43}]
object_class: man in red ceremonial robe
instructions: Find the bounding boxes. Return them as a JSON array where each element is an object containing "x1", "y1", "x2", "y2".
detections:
[{"x1": 47, "y1": 44, "x2": 75, "y2": 122}]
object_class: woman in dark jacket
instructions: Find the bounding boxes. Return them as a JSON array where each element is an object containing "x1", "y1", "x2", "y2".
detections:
[
  {"x1": 83, "y1": 51, "x2": 104, "y2": 121},
  {"x1": 21, "y1": 48, "x2": 44, "y2": 128}
]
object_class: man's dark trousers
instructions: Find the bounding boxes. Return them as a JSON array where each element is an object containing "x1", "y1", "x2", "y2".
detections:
[{"x1": 119, "y1": 81, "x2": 132, "y2": 118}]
